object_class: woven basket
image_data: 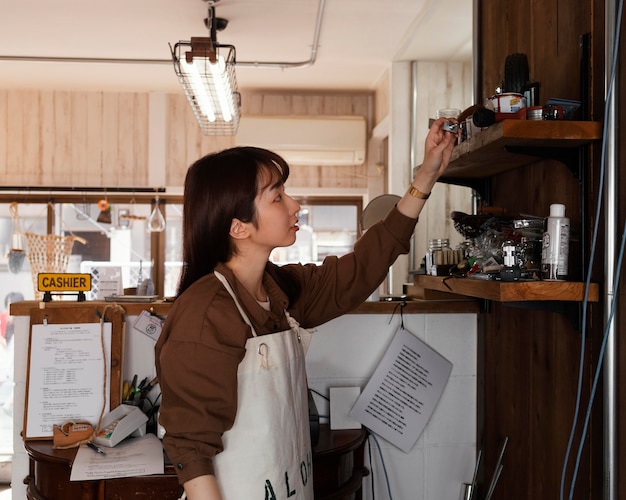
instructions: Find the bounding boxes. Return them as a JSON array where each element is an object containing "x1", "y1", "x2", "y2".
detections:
[{"x1": 25, "y1": 232, "x2": 82, "y2": 299}]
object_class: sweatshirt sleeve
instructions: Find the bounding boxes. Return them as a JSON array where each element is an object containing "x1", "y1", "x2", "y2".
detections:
[
  {"x1": 287, "y1": 205, "x2": 418, "y2": 327},
  {"x1": 155, "y1": 279, "x2": 248, "y2": 484}
]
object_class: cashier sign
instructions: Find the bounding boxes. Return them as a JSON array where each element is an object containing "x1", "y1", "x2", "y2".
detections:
[{"x1": 38, "y1": 273, "x2": 92, "y2": 292}]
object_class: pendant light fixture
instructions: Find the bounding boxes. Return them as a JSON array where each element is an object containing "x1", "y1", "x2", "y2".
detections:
[
  {"x1": 170, "y1": 1, "x2": 241, "y2": 135},
  {"x1": 147, "y1": 195, "x2": 166, "y2": 233}
]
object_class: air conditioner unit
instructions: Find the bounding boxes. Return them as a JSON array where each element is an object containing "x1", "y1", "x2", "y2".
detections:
[{"x1": 236, "y1": 115, "x2": 366, "y2": 166}]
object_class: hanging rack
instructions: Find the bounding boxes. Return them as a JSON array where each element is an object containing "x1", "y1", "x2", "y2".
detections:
[
  {"x1": 0, "y1": 186, "x2": 166, "y2": 193},
  {"x1": 0, "y1": 186, "x2": 170, "y2": 205}
]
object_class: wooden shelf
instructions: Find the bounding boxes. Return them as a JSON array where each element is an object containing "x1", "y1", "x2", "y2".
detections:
[
  {"x1": 414, "y1": 275, "x2": 599, "y2": 303},
  {"x1": 444, "y1": 119, "x2": 602, "y2": 180}
]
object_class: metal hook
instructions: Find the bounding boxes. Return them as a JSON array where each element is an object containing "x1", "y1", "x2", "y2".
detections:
[{"x1": 389, "y1": 300, "x2": 407, "y2": 329}]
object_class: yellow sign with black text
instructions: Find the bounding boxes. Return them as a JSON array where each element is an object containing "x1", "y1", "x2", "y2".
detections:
[{"x1": 38, "y1": 273, "x2": 92, "y2": 292}]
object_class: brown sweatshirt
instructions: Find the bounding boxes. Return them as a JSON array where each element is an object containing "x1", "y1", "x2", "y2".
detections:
[{"x1": 155, "y1": 206, "x2": 417, "y2": 484}]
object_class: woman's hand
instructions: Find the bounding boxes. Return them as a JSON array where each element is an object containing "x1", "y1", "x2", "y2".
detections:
[
  {"x1": 416, "y1": 117, "x2": 459, "y2": 191},
  {"x1": 396, "y1": 117, "x2": 459, "y2": 219}
]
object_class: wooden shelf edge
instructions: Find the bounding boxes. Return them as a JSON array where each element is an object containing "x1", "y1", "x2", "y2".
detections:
[
  {"x1": 11, "y1": 298, "x2": 481, "y2": 317},
  {"x1": 414, "y1": 275, "x2": 599, "y2": 303},
  {"x1": 444, "y1": 119, "x2": 602, "y2": 180}
]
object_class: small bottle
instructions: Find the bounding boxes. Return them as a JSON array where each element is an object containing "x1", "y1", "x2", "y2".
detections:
[{"x1": 541, "y1": 204, "x2": 570, "y2": 280}]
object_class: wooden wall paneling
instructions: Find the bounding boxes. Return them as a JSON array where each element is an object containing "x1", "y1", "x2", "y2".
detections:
[
  {"x1": 52, "y1": 92, "x2": 72, "y2": 186},
  {"x1": 115, "y1": 92, "x2": 132, "y2": 186},
  {"x1": 292, "y1": 94, "x2": 323, "y2": 115},
  {"x1": 116, "y1": 93, "x2": 143, "y2": 187},
  {"x1": 170, "y1": 94, "x2": 189, "y2": 184},
  {"x1": 258, "y1": 93, "x2": 293, "y2": 115},
  {"x1": 482, "y1": 305, "x2": 532, "y2": 498},
  {"x1": 70, "y1": 92, "x2": 89, "y2": 187},
  {"x1": 22, "y1": 91, "x2": 42, "y2": 186},
  {"x1": 183, "y1": 104, "x2": 202, "y2": 170},
  {"x1": 412, "y1": 61, "x2": 474, "y2": 267},
  {"x1": 6, "y1": 90, "x2": 25, "y2": 184},
  {"x1": 531, "y1": 312, "x2": 591, "y2": 499},
  {"x1": 475, "y1": 0, "x2": 601, "y2": 497},
  {"x1": 101, "y1": 93, "x2": 119, "y2": 186},
  {"x1": 0, "y1": 90, "x2": 6, "y2": 179},
  {"x1": 288, "y1": 165, "x2": 320, "y2": 189},
  {"x1": 326, "y1": 164, "x2": 366, "y2": 190},
  {"x1": 164, "y1": 93, "x2": 235, "y2": 187},
  {"x1": 39, "y1": 91, "x2": 56, "y2": 185},
  {"x1": 239, "y1": 91, "x2": 262, "y2": 114},
  {"x1": 479, "y1": 0, "x2": 590, "y2": 105},
  {"x1": 85, "y1": 92, "x2": 104, "y2": 188},
  {"x1": 165, "y1": 93, "x2": 188, "y2": 187}
]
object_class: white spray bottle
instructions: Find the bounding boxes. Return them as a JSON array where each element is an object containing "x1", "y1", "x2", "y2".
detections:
[{"x1": 541, "y1": 203, "x2": 570, "y2": 280}]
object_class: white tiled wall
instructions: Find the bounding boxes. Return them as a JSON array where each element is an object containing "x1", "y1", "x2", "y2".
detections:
[{"x1": 306, "y1": 312, "x2": 477, "y2": 500}]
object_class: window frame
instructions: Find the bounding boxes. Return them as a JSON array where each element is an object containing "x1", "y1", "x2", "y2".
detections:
[{"x1": 0, "y1": 193, "x2": 362, "y2": 298}]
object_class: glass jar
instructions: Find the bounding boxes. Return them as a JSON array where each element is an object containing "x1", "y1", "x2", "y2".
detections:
[
  {"x1": 426, "y1": 238, "x2": 451, "y2": 276},
  {"x1": 519, "y1": 236, "x2": 542, "y2": 270}
]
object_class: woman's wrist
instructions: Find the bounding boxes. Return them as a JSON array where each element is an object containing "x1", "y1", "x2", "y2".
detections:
[{"x1": 407, "y1": 184, "x2": 431, "y2": 200}]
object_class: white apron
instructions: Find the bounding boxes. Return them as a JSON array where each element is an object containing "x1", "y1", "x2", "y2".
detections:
[{"x1": 212, "y1": 272, "x2": 314, "y2": 500}]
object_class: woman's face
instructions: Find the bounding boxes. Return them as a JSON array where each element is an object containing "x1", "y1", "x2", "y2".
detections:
[{"x1": 250, "y1": 169, "x2": 301, "y2": 252}]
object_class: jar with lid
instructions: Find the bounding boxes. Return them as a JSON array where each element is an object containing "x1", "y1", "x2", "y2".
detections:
[
  {"x1": 425, "y1": 238, "x2": 451, "y2": 276},
  {"x1": 518, "y1": 236, "x2": 542, "y2": 270}
]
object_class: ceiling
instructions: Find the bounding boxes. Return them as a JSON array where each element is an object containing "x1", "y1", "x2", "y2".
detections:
[{"x1": 0, "y1": 0, "x2": 473, "y2": 93}]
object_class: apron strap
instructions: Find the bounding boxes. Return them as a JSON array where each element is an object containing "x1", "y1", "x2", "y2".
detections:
[{"x1": 214, "y1": 271, "x2": 259, "y2": 337}]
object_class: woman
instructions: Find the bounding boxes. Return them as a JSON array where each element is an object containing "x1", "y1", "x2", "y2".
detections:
[{"x1": 155, "y1": 117, "x2": 457, "y2": 499}]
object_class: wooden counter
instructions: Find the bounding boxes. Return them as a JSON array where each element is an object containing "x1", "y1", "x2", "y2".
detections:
[{"x1": 11, "y1": 296, "x2": 480, "y2": 317}]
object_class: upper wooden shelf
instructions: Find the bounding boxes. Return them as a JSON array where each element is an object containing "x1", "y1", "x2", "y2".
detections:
[
  {"x1": 414, "y1": 275, "x2": 599, "y2": 303},
  {"x1": 443, "y1": 119, "x2": 602, "y2": 180}
]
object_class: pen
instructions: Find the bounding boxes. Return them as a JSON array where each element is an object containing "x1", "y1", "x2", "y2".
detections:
[
  {"x1": 87, "y1": 442, "x2": 107, "y2": 456},
  {"x1": 122, "y1": 381, "x2": 130, "y2": 401}
]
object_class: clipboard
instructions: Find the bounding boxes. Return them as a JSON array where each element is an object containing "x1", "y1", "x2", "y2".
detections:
[{"x1": 23, "y1": 305, "x2": 125, "y2": 440}]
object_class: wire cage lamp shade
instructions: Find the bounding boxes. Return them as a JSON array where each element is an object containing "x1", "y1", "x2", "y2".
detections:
[{"x1": 171, "y1": 37, "x2": 241, "y2": 135}]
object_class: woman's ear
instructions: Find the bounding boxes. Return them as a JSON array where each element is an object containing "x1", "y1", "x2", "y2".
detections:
[{"x1": 229, "y1": 218, "x2": 249, "y2": 240}]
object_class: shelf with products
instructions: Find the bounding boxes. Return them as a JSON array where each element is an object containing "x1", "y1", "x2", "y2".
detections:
[
  {"x1": 440, "y1": 119, "x2": 602, "y2": 196},
  {"x1": 413, "y1": 274, "x2": 598, "y2": 329},
  {"x1": 413, "y1": 275, "x2": 599, "y2": 303},
  {"x1": 424, "y1": 119, "x2": 603, "y2": 325}
]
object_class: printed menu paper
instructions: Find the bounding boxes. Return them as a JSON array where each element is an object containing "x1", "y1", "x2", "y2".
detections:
[
  {"x1": 71, "y1": 433, "x2": 164, "y2": 481},
  {"x1": 349, "y1": 327, "x2": 452, "y2": 452},
  {"x1": 25, "y1": 322, "x2": 111, "y2": 439}
]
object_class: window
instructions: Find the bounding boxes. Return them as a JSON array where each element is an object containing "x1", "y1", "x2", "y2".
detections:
[
  {"x1": 0, "y1": 194, "x2": 361, "y2": 301},
  {"x1": 270, "y1": 198, "x2": 361, "y2": 265}
]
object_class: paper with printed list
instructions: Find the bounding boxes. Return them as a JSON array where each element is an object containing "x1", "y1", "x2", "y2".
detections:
[
  {"x1": 349, "y1": 327, "x2": 452, "y2": 452},
  {"x1": 25, "y1": 322, "x2": 111, "y2": 439},
  {"x1": 70, "y1": 433, "x2": 164, "y2": 481}
]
